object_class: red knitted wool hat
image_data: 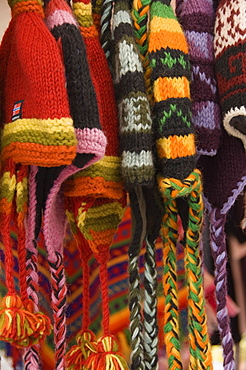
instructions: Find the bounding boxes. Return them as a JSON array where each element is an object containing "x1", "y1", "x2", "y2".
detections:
[{"x1": 0, "y1": 0, "x2": 77, "y2": 167}]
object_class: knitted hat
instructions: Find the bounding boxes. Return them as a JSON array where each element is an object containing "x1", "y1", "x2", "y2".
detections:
[
  {"x1": 214, "y1": 0, "x2": 246, "y2": 150},
  {"x1": 199, "y1": 129, "x2": 246, "y2": 369},
  {"x1": 112, "y1": 2, "x2": 161, "y2": 369},
  {"x1": 1, "y1": 0, "x2": 77, "y2": 167},
  {"x1": 64, "y1": 0, "x2": 127, "y2": 367},
  {"x1": 148, "y1": 0, "x2": 213, "y2": 368},
  {"x1": 176, "y1": 0, "x2": 222, "y2": 156},
  {"x1": 23, "y1": 1, "x2": 107, "y2": 367}
]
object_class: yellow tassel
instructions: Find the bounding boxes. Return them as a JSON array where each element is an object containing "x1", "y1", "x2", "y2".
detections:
[
  {"x1": 0, "y1": 295, "x2": 52, "y2": 347},
  {"x1": 84, "y1": 335, "x2": 130, "y2": 370},
  {"x1": 66, "y1": 330, "x2": 97, "y2": 370}
]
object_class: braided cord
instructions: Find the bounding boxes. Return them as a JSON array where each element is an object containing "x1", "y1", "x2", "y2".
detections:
[
  {"x1": 161, "y1": 198, "x2": 183, "y2": 370},
  {"x1": 210, "y1": 208, "x2": 235, "y2": 370},
  {"x1": 49, "y1": 252, "x2": 68, "y2": 370},
  {"x1": 132, "y1": 0, "x2": 153, "y2": 103},
  {"x1": 159, "y1": 170, "x2": 213, "y2": 370},
  {"x1": 128, "y1": 189, "x2": 145, "y2": 370},
  {"x1": 23, "y1": 167, "x2": 41, "y2": 370},
  {"x1": 100, "y1": 0, "x2": 113, "y2": 61},
  {"x1": 185, "y1": 185, "x2": 213, "y2": 370},
  {"x1": 143, "y1": 235, "x2": 159, "y2": 370}
]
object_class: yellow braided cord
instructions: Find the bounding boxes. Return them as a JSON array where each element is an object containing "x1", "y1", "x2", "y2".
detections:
[
  {"x1": 132, "y1": 0, "x2": 153, "y2": 104},
  {"x1": 185, "y1": 182, "x2": 213, "y2": 370},
  {"x1": 161, "y1": 198, "x2": 182, "y2": 369}
]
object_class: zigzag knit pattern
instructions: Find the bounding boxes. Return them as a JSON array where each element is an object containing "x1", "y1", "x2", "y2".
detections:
[
  {"x1": 112, "y1": 0, "x2": 154, "y2": 188},
  {"x1": 148, "y1": 1, "x2": 213, "y2": 368},
  {"x1": 148, "y1": 0, "x2": 196, "y2": 180},
  {"x1": 214, "y1": 0, "x2": 246, "y2": 150},
  {"x1": 176, "y1": 0, "x2": 222, "y2": 156}
]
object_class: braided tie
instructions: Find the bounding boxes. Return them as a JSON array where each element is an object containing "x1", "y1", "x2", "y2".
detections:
[
  {"x1": 210, "y1": 208, "x2": 235, "y2": 370},
  {"x1": 159, "y1": 170, "x2": 213, "y2": 369},
  {"x1": 161, "y1": 198, "x2": 182, "y2": 370},
  {"x1": 143, "y1": 236, "x2": 159, "y2": 370},
  {"x1": 132, "y1": 0, "x2": 153, "y2": 102},
  {"x1": 100, "y1": 0, "x2": 113, "y2": 60},
  {"x1": 49, "y1": 251, "x2": 68, "y2": 370}
]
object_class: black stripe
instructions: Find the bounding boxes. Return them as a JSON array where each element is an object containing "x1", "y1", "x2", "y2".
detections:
[{"x1": 149, "y1": 47, "x2": 191, "y2": 81}]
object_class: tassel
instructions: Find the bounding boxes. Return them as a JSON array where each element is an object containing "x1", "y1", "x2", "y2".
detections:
[
  {"x1": 84, "y1": 335, "x2": 129, "y2": 370},
  {"x1": 66, "y1": 330, "x2": 97, "y2": 370},
  {"x1": 0, "y1": 295, "x2": 52, "y2": 348}
]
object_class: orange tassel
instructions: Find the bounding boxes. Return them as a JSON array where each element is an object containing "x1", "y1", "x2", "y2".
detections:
[
  {"x1": 84, "y1": 335, "x2": 129, "y2": 370},
  {"x1": 66, "y1": 330, "x2": 97, "y2": 370},
  {"x1": 0, "y1": 295, "x2": 52, "y2": 348}
]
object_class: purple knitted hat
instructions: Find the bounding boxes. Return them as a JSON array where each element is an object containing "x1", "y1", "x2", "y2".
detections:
[
  {"x1": 199, "y1": 130, "x2": 246, "y2": 368},
  {"x1": 214, "y1": 0, "x2": 246, "y2": 150},
  {"x1": 176, "y1": 0, "x2": 222, "y2": 156}
]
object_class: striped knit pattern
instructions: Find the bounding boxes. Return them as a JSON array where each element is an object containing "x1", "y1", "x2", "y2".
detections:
[
  {"x1": 0, "y1": 0, "x2": 77, "y2": 167},
  {"x1": 159, "y1": 171, "x2": 213, "y2": 370},
  {"x1": 148, "y1": 1, "x2": 213, "y2": 368},
  {"x1": 112, "y1": 0, "x2": 154, "y2": 188},
  {"x1": 45, "y1": 0, "x2": 107, "y2": 168},
  {"x1": 148, "y1": 0, "x2": 196, "y2": 180},
  {"x1": 132, "y1": 0, "x2": 153, "y2": 103},
  {"x1": 177, "y1": 0, "x2": 222, "y2": 156},
  {"x1": 214, "y1": 0, "x2": 246, "y2": 151}
]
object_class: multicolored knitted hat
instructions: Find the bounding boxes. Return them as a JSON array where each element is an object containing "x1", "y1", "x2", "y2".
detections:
[
  {"x1": 148, "y1": 0, "x2": 213, "y2": 368},
  {"x1": 214, "y1": 0, "x2": 246, "y2": 150},
  {"x1": 199, "y1": 130, "x2": 246, "y2": 370},
  {"x1": 176, "y1": 0, "x2": 222, "y2": 156},
  {"x1": 0, "y1": 0, "x2": 78, "y2": 353},
  {"x1": 1, "y1": 0, "x2": 77, "y2": 167},
  {"x1": 64, "y1": 0, "x2": 127, "y2": 367},
  {"x1": 23, "y1": 1, "x2": 108, "y2": 367},
  {"x1": 112, "y1": 2, "x2": 162, "y2": 370}
]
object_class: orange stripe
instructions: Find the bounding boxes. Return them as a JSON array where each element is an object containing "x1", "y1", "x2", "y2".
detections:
[
  {"x1": 156, "y1": 134, "x2": 196, "y2": 159},
  {"x1": 2, "y1": 142, "x2": 76, "y2": 167},
  {"x1": 154, "y1": 76, "x2": 190, "y2": 102},
  {"x1": 149, "y1": 29, "x2": 188, "y2": 54},
  {"x1": 64, "y1": 176, "x2": 124, "y2": 199}
]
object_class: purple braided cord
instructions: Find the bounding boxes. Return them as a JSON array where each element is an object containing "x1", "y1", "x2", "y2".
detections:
[
  {"x1": 210, "y1": 208, "x2": 235, "y2": 370},
  {"x1": 23, "y1": 166, "x2": 41, "y2": 370}
]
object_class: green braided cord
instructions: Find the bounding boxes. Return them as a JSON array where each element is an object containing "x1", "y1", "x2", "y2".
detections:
[
  {"x1": 185, "y1": 183, "x2": 213, "y2": 370},
  {"x1": 161, "y1": 198, "x2": 182, "y2": 370},
  {"x1": 158, "y1": 169, "x2": 213, "y2": 369},
  {"x1": 132, "y1": 0, "x2": 153, "y2": 103}
]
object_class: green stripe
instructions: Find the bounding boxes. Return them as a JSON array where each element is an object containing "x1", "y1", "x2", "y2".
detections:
[
  {"x1": 150, "y1": 2, "x2": 176, "y2": 20},
  {"x1": 2, "y1": 131, "x2": 76, "y2": 148},
  {"x1": 71, "y1": 164, "x2": 122, "y2": 183}
]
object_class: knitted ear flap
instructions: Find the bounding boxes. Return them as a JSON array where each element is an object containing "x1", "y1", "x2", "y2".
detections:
[
  {"x1": 199, "y1": 128, "x2": 246, "y2": 369},
  {"x1": 176, "y1": 0, "x2": 222, "y2": 156},
  {"x1": 148, "y1": 1, "x2": 213, "y2": 368},
  {"x1": 0, "y1": 160, "x2": 52, "y2": 349},
  {"x1": 214, "y1": 0, "x2": 246, "y2": 150}
]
